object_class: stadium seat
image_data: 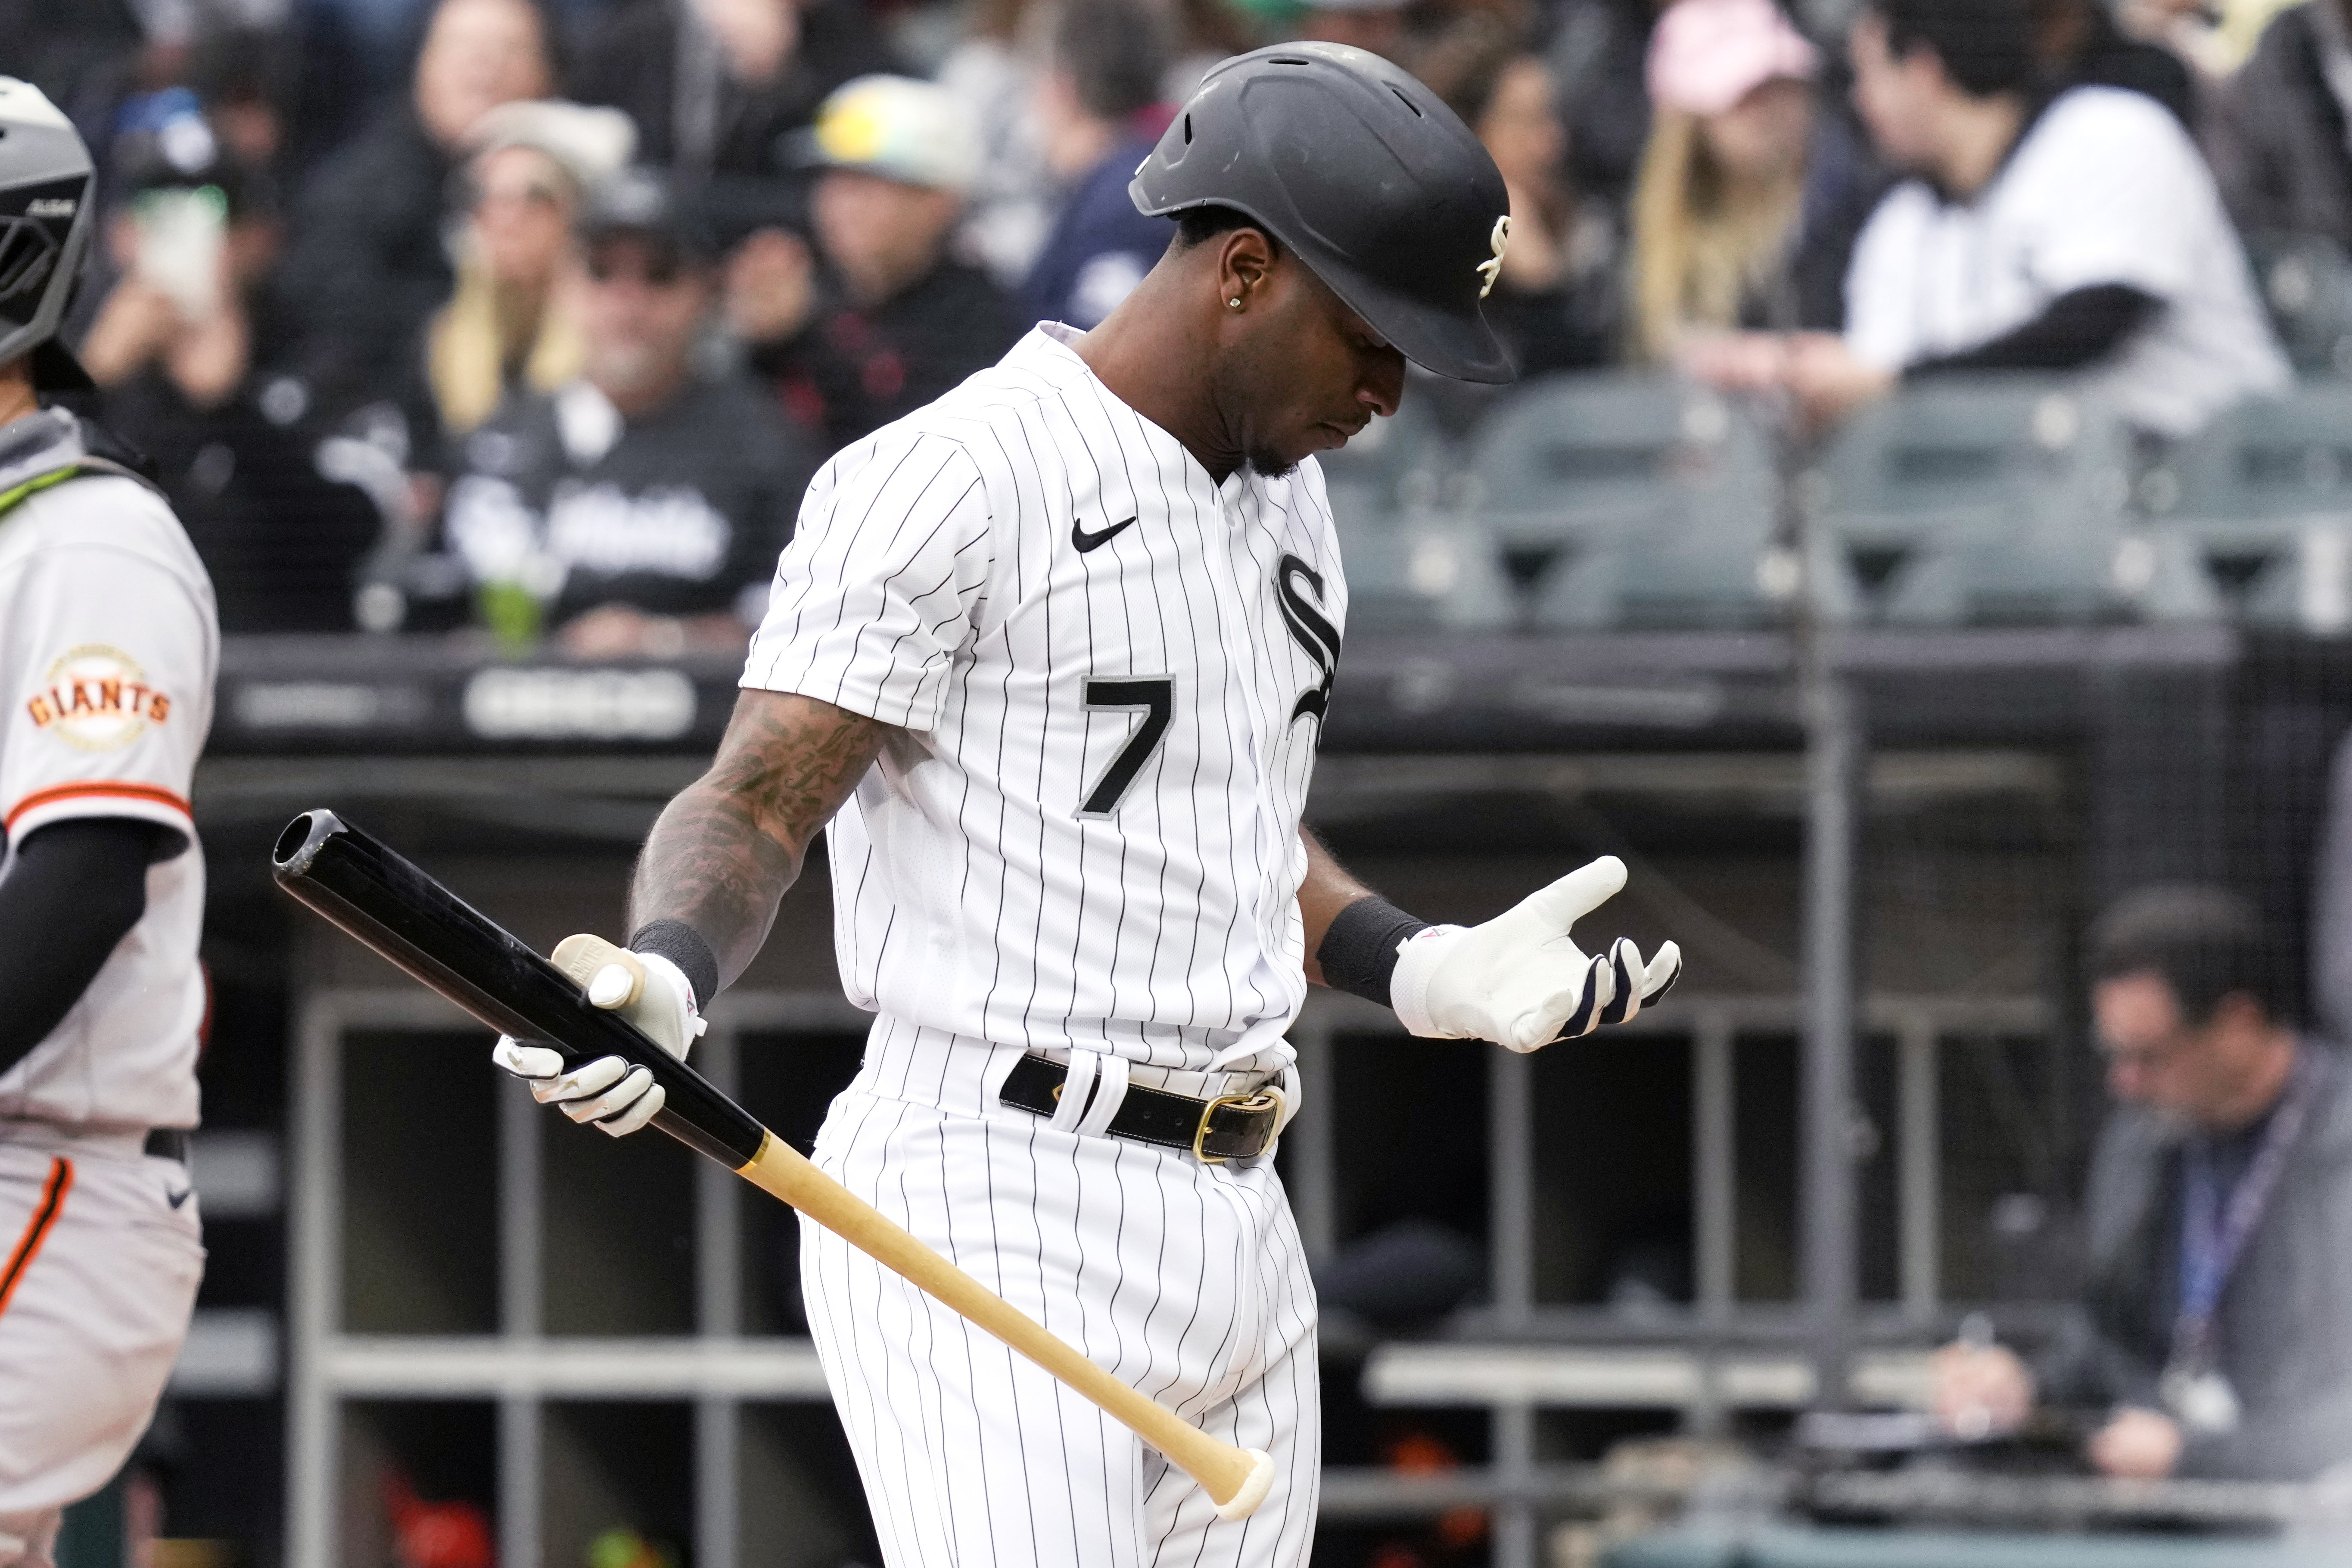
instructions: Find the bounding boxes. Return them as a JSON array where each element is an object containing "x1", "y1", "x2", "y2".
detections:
[
  {"x1": 1337, "y1": 513, "x2": 1518, "y2": 632},
  {"x1": 2135, "y1": 385, "x2": 2352, "y2": 633},
  {"x1": 1459, "y1": 372, "x2": 1787, "y2": 630},
  {"x1": 1315, "y1": 398, "x2": 1455, "y2": 534},
  {"x1": 1807, "y1": 376, "x2": 2135, "y2": 626},
  {"x1": 1317, "y1": 398, "x2": 1514, "y2": 630},
  {"x1": 2241, "y1": 231, "x2": 2352, "y2": 379}
]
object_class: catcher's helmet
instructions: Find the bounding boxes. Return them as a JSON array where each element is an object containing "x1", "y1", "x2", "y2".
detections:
[
  {"x1": 0, "y1": 79, "x2": 94, "y2": 392},
  {"x1": 1130, "y1": 43, "x2": 1514, "y2": 385}
]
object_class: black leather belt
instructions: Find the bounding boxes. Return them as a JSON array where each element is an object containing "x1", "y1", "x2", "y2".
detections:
[
  {"x1": 999, "y1": 1054, "x2": 1281, "y2": 1163},
  {"x1": 144, "y1": 1128, "x2": 188, "y2": 1161}
]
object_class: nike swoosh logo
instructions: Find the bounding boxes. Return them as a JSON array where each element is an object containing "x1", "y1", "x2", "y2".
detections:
[
  {"x1": 167, "y1": 1187, "x2": 192, "y2": 1209},
  {"x1": 1072, "y1": 514, "x2": 1139, "y2": 554}
]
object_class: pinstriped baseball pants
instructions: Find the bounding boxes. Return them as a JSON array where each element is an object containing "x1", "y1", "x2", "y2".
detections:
[{"x1": 800, "y1": 1016, "x2": 1319, "y2": 1568}]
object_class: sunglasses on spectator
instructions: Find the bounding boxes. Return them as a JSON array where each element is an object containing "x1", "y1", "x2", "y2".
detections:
[
  {"x1": 473, "y1": 178, "x2": 565, "y2": 211},
  {"x1": 584, "y1": 245, "x2": 692, "y2": 287}
]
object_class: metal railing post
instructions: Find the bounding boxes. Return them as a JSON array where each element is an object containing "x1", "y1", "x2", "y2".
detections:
[
  {"x1": 1898, "y1": 1013, "x2": 1941, "y2": 1326},
  {"x1": 697, "y1": 1023, "x2": 743, "y2": 1568},
  {"x1": 1491, "y1": 1045, "x2": 1537, "y2": 1565},
  {"x1": 286, "y1": 994, "x2": 342, "y2": 1568},
  {"x1": 1491, "y1": 1047, "x2": 1534, "y2": 1332},
  {"x1": 1290, "y1": 1015, "x2": 1337, "y2": 1266},
  {"x1": 1799, "y1": 663, "x2": 1862, "y2": 1410},
  {"x1": 1691, "y1": 1008, "x2": 1737, "y2": 1434},
  {"x1": 1792, "y1": 413, "x2": 1862, "y2": 1412},
  {"x1": 498, "y1": 1076, "x2": 544, "y2": 1568},
  {"x1": 1493, "y1": 1401, "x2": 1539, "y2": 1568}
]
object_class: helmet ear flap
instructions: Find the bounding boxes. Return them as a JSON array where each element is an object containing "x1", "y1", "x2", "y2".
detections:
[
  {"x1": 14, "y1": 193, "x2": 95, "y2": 390},
  {"x1": 29, "y1": 337, "x2": 94, "y2": 393}
]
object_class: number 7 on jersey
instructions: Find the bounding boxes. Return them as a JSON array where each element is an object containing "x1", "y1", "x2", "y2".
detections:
[{"x1": 1080, "y1": 677, "x2": 1173, "y2": 816}]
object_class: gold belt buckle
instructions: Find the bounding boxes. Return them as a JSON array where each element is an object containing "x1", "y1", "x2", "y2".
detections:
[{"x1": 1193, "y1": 1089, "x2": 1280, "y2": 1164}]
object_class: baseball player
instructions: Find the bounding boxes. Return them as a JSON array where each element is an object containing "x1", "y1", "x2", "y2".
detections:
[
  {"x1": 0, "y1": 81, "x2": 213, "y2": 1566},
  {"x1": 497, "y1": 44, "x2": 1679, "y2": 1566}
]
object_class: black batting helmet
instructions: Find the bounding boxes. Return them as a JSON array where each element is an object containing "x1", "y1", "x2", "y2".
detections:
[
  {"x1": 0, "y1": 78, "x2": 95, "y2": 392},
  {"x1": 1130, "y1": 43, "x2": 1515, "y2": 385}
]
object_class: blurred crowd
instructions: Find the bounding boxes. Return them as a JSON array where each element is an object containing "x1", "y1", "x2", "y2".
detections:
[{"x1": 9, "y1": 0, "x2": 2350, "y2": 649}]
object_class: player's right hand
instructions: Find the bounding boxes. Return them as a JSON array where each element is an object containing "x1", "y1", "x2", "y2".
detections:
[{"x1": 491, "y1": 936, "x2": 705, "y2": 1138}]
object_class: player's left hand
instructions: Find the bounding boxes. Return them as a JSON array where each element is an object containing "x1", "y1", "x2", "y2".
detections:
[
  {"x1": 492, "y1": 939, "x2": 705, "y2": 1137},
  {"x1": 1388, "y1": 856, "x2": 1680, "y2": 1051}
]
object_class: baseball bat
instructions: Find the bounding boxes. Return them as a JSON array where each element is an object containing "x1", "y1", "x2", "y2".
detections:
[{"x1": 271, "y1": 809, "x2": 1277, "y2": 1521}]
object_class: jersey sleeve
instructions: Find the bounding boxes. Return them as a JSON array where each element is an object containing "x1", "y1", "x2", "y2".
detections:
[
  {"x1": 2, "y1": 538, "x2": 215, "y2": 852},
  {"x1": 2013, "y1": 93, "x2": 2208, "y2": 302},
  {"x1": 741, "y1": 430, "x2": 993, "y2": 732},
  {"x1": 1842, "y1": 188, "x2": 1928, "y2": 371}
]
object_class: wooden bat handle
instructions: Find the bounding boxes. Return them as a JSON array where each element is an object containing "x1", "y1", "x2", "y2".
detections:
[
  {"x1": 544, "y1": 934, "x2": 1276, "y2": 1519},
  {"x1": 737, "y1": 1133, "x2": 1276, "y2": 1519}
]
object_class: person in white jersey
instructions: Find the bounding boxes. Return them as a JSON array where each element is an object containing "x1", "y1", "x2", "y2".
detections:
[
  {"x1": 494, "y1": 44, "x2": 1682, "y2": 1567},
  {"x1": 1729, "y1": 0, "x2": 2287, "y2": 438},
  {"x1": 0, "y1": 81, "x2": 213, "y2": 1568}
]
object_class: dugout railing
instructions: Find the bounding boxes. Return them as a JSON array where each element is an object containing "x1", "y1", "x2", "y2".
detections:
[
  {"x1": 207, "y1": 616, "x2": 2352, "y2": 1568},
  {"x1": 153, "y1": 364, "x2": 2352, "y2": 1563},
  {"x1": 281, "y1": 979, "x2": 2058, "y2": 1568}
]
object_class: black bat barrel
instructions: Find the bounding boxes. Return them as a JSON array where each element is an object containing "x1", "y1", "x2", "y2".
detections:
[{"x1": 272, "y1": 809, "x2": 765, "y2": 1169}]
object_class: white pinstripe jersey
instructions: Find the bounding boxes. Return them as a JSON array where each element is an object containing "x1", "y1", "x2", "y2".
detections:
[{"x1": 744, "y1": 324, "x2": 1347, "y2": 1075}]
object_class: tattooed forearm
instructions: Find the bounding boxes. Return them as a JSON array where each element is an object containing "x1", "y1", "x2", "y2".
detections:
[{"x1": 630, "y1": 689, "x2": 891, "y2": 988}]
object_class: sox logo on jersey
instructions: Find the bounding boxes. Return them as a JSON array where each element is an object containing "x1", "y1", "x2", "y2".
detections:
[{"x1": 1274, "y1": 556, "x2": 1340, "y2": 729}]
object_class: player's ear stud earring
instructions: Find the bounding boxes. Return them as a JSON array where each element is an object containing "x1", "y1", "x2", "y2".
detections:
[{"x1": 1228, "y1": 297, "x2": 1242, "y2": 309}]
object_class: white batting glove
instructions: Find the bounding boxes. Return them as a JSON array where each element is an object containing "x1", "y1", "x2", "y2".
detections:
[
  {"x1": 1388, "y1": 856, "x2": 1681, "y2": 1052},
  {"x1": 492, "y1": 936, "x2": 705, "y2": 1138}
]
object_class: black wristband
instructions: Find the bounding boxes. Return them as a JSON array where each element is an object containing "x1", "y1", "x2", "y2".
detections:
[
  {"x1": 628, "y1": 919, "x2": 720, "y2": 1010},
  {"x1": 1315, "y1": 896, "x2": 1431, "y2": 1009}
]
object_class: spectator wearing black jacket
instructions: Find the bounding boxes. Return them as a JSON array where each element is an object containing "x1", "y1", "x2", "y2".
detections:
[
  {"x1": 2208, "y1": 0, "x2": 2352, "y2": 258},
  {"x1": 0, "y1": 0, "x2": 141, "y2": 115},
  {"x1": 575, "y1": 0, "x2": 894, "y2": 180},
  {"x1": 1935, "y1": 889, "x2": 2352, "y2": 1482},
  {"x1": 1543, "y1": 0, "x2": 1661, "y2": 218},
  {"x1": 728, "y1": 76, "x2": 1025, "y2": 454},
  {"x1": 1022, "y1": 0, "x2": 1174, "y2": 333},
  {"x1": 1697, "y1": 0, "x2": 2284, "y2": 439},
  {"x1": 79, "y1": 97, "x2": 380, "y2": 632},
  {"x1": 2030, "y1": 0, "x2": 2198, "y2": 129},
  {"x1": 1411, "y1": 17, "x2": 1622, "y2": 377},
  {"x1": 277, "y1": 0, "x2": 557, "y2": 429},
  {"x1": 443, "y1": 169, "x2": 818, "y2": 656}
]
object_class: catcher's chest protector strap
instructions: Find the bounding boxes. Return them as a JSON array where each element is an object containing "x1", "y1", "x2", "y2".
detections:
[{"x1": 0, "y1": 454, "x2": 170, "y2": 520}]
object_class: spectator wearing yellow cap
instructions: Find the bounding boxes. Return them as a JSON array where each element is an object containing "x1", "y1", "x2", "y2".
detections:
[{"x1": 725, "y1": 75, "x2": 1027, "y2": 454}]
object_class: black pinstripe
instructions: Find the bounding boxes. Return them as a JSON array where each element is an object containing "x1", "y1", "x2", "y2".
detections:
[
  {"x1": 805, "y1": 1023, "x2": 1319, "y2": 1567},
  {"x1": 768, "y1": 325, "x2": 1338, "y2": 1565}
]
